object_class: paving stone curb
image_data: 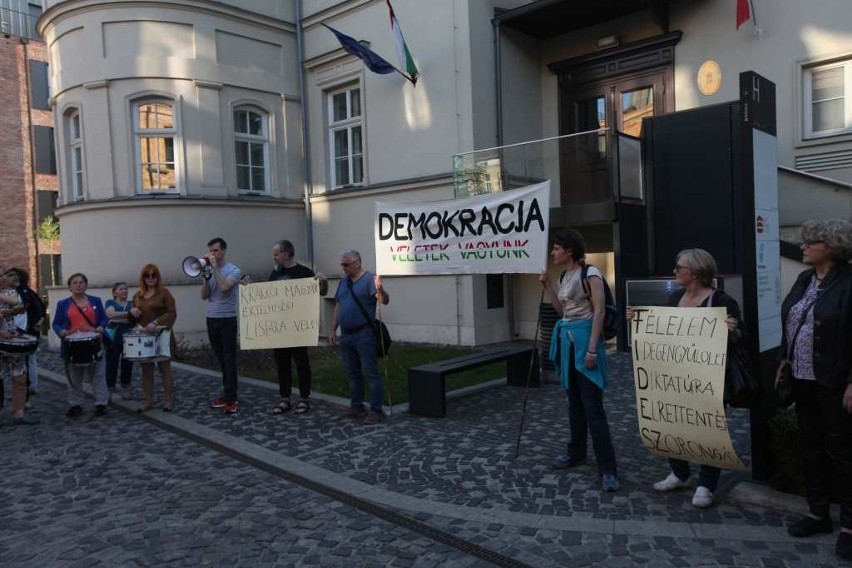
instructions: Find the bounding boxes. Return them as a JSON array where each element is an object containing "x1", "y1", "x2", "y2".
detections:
[{"x1": 36, "y1": 366, "x2": 835, "y2": 548}]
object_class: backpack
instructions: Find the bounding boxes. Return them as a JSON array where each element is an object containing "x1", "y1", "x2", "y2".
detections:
[{"x1": 579, "y1": 264, "x2": 619, "y2": 340}]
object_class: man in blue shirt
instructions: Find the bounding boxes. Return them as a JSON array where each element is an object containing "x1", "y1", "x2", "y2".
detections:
[
  {"x1": 201, "y1": 237, "x2": 242, "y2": 414},
  {"x1": 329, "y1": 249, "x2": 389, "y2": 424}
]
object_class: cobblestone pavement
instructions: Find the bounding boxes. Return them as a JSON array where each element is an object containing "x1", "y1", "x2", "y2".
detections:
[{"x1": 7, "y1": 351, "x2": 845, "y2": 566}]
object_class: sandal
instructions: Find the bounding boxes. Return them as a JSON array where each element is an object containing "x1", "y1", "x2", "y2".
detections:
[
  {"x1": 294, "y1": 400, "x2": 310, "y2": 414},
  {"x1": 272, "y1": 400, "x2": 292, "y2": 414}
]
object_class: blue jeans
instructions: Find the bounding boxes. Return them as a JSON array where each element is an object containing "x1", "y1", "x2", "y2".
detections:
[
  {"x1": 566, "y1": 361, "x2": 617, "y2": 476},
  {"x1": 207, "y1": 317, "x2": 238, "y2": 402},
  {"x1": 339, "y1": 327, "x2": 382, "y2": 413}
]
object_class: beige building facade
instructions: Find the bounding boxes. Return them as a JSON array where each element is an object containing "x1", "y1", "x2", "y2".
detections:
[{"x1": 39, "y1": 0, "x2": 852, "y2": 348}]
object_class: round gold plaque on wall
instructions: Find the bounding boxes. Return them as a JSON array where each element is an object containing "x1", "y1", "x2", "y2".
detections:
[{"x1": 697, "y1": 60, "x2": 722, "y2": 96}]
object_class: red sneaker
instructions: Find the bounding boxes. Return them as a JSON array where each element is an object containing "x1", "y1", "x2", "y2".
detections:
[
  {"x1": 210, "y1": 396, "x2": 227, "y2": 408},
  {"x1": 223, "y1": 402, "x2": 238, "y2": 414}
]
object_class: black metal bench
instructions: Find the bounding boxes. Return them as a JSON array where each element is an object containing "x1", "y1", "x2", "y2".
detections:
[{"x1": 407, "y1": 345, "x2": 539, "y2": 417}]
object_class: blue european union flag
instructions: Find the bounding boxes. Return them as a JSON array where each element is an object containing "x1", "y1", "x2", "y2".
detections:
[{"x1": 323, "y1": 24, "x2": 397, "y2": 76}]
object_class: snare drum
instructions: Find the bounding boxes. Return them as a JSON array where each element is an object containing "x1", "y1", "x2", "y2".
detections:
[
  {"x1": 0, "y1": 335, "x2": 39, "y2": 357},
  {"x1": 63, "y1": 331, "x2": 102, "y2": 366},
  {"x1": 123, "y1": 331, "x2": 159, "y2": 361}
]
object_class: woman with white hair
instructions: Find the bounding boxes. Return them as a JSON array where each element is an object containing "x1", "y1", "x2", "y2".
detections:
[{"x1": 777, "y1": 219, "x2": 852, "y2": 561}]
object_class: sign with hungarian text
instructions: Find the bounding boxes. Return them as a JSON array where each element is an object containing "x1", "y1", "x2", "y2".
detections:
[
  {"x1": 238, "y1": 278, "x2": 320, "y2": 350},
  {"x1": 375, "y1": 181, "x2": 550, "y2": 275},
  {"x1": 630, "y1": 306, "x2": 745, "y2": 470}
]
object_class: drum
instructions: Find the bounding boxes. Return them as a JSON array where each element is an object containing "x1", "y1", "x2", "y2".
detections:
[
  {"x1": 63, "y1": 331, "x2": 102, "y2": 366},
  {"x1": 0, "y1": 335, "x2": 39, "y2": 357},
  {"x1": 123, "y1": 331, "x2": 159, "y2": 361}
]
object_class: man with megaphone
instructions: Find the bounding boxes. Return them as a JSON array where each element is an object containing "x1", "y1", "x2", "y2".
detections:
[{"x1": 200, "y1": 237, "x2": 242, "y2": 414}]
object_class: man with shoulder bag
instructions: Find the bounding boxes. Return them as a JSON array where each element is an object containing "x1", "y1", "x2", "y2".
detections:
[{"x1": 328, "y1": 249, "x2": 389, "y2": 425}]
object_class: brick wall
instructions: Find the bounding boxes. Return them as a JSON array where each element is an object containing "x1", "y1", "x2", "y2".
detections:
[{"x1": 0, "y1": 36, "x2": 58, "y2": 290}]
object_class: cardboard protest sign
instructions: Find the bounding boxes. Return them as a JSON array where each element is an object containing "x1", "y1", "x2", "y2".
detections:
[
  {"x1": 375, "y1": 181, "x2": 550, "y2": 275},
  {"x1": 238, "y1": 278, "x2": 320, "y2": 350},
  {"x1": 631, "y1": 306, "x2": 745, "y2": 470}
]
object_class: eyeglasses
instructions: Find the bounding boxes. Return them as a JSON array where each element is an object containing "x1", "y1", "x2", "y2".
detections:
[
  {"x1": 674, "y1": 265, "x2": 688, "y2": 271},
  {"x1": 802, "y1": 239, "x2": 825, "y2": 246},
  {"x1": 340, "y1": 263, "x2": 352, "y2": 268},
  {"x1": 145, "y1": 273, "x2": 159, "y2": 278}
]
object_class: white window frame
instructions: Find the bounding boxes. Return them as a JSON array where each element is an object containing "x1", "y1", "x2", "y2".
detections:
[
  {"x1": 803, "y1": 58, "x2": 852, "y2": 140},
  {"x1": 327, "y1": 84, "x2": 364, "y2": 189},
  {"x1": 233, "y1": 106, "x2": 270, "y2": 194},
  {"x1": 133, "y1": 98, "x2": 179, "y2": 194},
  {"x1": 66, "y1": 109, "x2": 84, "y2": 201}
]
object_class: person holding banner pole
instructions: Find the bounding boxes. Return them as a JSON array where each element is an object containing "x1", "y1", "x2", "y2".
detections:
[
  {"x1": 776, "y1": 219, "x2": 852, "y2": 560},
  {"x1": 268, "y1": 239, "x2": 327, "y2": 415},
  {"x1": 539, "y1": 228, "x2": 619, "y2": 492},
  {"x1": 628, "y1": 248, "x2": 747, "y2": 508},
  {"x1": 329, "y1": 249, "x2": 389, "y2": 425}
]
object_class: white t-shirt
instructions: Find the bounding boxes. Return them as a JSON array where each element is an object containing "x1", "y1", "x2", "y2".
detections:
[{"x1": 557, "y1": 265, "x2": 602, "y2": 321}]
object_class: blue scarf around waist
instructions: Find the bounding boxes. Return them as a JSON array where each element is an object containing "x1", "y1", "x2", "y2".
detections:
[{"x1": 548, "y1": 318, "x2": 607, "y2": 391}]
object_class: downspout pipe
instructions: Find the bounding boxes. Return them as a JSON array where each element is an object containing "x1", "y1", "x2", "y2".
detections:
[
  {"x1": 493, "y1": 17, "x2": 518, "y2": 338},
  {"x1": 296, "y1": 0, "x2": 315, "y2": 266}
]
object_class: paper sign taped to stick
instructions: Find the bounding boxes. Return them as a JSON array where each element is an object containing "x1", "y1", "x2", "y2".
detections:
[
  {"x1": 631, "y1": 306, "x2": 745, "y2": 470},
  {"x1": 238, "y1": 278, "x2": 320, "y2": 350}
]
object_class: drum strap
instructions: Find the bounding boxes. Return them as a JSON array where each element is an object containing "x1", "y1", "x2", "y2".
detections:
[{"x1": 72, "y1": 300, "x2": 97, "y2": 329}]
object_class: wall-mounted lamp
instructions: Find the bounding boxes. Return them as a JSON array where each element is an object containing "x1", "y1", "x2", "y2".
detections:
[{"x1": 596, "y1": 35, "x2": 620, "y2": 49}]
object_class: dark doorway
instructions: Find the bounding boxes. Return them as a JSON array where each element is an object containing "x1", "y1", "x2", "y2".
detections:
[{"x1": 549, "y1": 33, "x2": 680, "y2": 215}]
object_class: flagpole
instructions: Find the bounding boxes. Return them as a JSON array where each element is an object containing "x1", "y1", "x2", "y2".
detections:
[
  {"x1": 392, "y1": 66, "x2": 414, "y2": 85},
  {"x1": 748, "y1": 0, "x2": 758, "y2": 27}
]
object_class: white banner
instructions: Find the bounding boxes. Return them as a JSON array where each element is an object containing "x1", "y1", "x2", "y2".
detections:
[{"x1": 375, "y1": 181, "x2": 550, "y2": 275}]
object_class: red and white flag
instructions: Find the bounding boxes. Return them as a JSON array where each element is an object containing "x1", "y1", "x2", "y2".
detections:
[{"x1": 736, "y1": 0, "x2": 752, "y2": 29}]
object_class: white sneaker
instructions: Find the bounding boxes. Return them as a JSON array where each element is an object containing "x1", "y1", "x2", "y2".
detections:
[
  {"x1": 692, "y1": 486, "x2": 714, "y2": 508},
  {"x1": 653, "y1": 472, "x2": 691, "y2": 492}
]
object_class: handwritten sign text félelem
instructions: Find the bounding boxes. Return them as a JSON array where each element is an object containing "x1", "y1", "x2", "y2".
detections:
[{"x1": 631, "y1": 306, "x2": 744, "y2": 470}]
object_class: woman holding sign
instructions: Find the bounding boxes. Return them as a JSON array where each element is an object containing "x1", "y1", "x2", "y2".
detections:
[
  {"x1": 629, "y1": 249, "x2": 747, "y2": 508},
  {"x1": 129, "y1": 264, "x2": 177, "y2": 413},
  {"x1": 777, "y1": 219, "x2": 852, "y2": 561},
  {"x1": 540, "y1": 229, "x2": 619, "y2": 492}
]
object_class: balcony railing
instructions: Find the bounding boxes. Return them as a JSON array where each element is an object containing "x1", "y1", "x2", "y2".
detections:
[{"x1": 453, "y1": 129, "x2": 643, "y2": 212}]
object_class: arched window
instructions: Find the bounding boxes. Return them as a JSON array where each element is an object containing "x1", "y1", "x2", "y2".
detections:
[
  {"x1": 66, "y1": 109, "x2": 84, "y2": 201},
  {"x1": 233, "y1": 107, "x2": 269, "y2": 193},
  {"x1": 133, "y1": 98, "x2": 178, "y2": 193}
]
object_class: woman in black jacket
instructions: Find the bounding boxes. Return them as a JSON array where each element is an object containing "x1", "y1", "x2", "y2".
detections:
[
  {"x1": 633, "y1": 248, "x2": 748, "y2": 508},
  {"x1": 777, "y1": 219, "x2": 852, "y2": 561}
]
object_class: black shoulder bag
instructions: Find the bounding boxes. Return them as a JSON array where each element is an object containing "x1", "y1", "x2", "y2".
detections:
[
  {"x1": 710, "y1": 291, "x2": 760, "y2": 408},
  {"x1": 346, "y1": 278, "x2": 392, "y2": 358}
]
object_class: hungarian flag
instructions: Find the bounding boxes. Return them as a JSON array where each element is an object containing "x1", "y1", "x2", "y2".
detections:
[
  {"x1": 387, "y1": 0, "x2": 419, "y2": 85},
  {"x1": 736, "y1": 0, "x2": 752, "y2": 29},
  {"x1": 324, "y1": 24, "x2": 396, "y2": 76}
]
